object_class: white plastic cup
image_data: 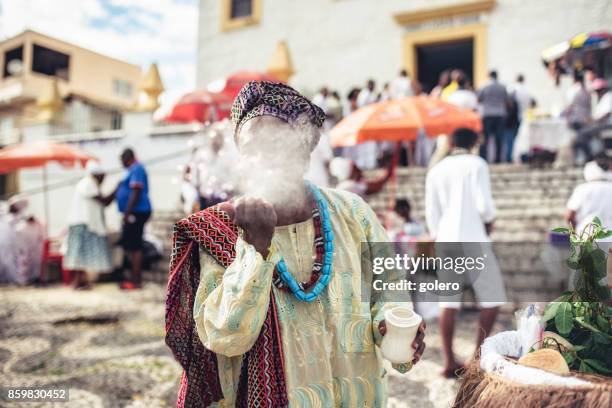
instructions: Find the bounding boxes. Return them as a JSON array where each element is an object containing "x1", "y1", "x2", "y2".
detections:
[{"x1": 380, "y1": 307, "x2": 423, "y2": 364}]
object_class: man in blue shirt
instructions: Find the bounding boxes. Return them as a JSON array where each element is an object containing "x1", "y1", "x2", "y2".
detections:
[{"x1": 116, "y1": 148, "x2": 152, "y2": 290}]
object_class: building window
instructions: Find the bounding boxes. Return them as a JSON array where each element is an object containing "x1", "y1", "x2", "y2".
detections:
[
  {"x1": 113, "y1": 79, "x2": 133, "y2": 98},
  {"x1": 111, "y1": 110, "x2": 122, "y2": 130},
  {"x1": 221, "y1": 0, "x2": 261, "y2": 32},
  {"x1": 3, "y1": 46, "x2": 24, "y2": 78},
  {"x1": 31, "y1": 44, "x2": 70, "y2": 80},
  {"x1": 231, "y1": 0, "x2": 252, "y2": 18}
]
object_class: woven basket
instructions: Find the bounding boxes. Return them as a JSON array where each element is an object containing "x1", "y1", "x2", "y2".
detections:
[{"x1": 453, "y1": 359, "x2": 612, "y2": 408}]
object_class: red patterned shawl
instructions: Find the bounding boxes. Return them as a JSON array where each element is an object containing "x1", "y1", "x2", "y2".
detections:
[{"x1": 165, "y1": 205, "x2": 288, "y2": 407}]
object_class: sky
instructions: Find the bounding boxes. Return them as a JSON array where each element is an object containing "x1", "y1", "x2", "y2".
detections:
[{"x1": 0, "y1": 0, "x2": 199, "y2": 115}]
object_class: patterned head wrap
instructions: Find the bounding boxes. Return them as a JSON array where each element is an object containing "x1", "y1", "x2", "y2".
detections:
[{"x1": 230, "y1": 81, "x2": 326, "y2": 148}]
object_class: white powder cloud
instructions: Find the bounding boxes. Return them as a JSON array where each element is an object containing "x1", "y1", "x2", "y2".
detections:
[{"x1": 0, "y1": 0, "x2": 198, "y2": 114}]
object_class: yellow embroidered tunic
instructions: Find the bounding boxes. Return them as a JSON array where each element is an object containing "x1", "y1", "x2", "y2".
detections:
[{"x1": 194, "y1": 188, "x2": 407, "y2": 407}]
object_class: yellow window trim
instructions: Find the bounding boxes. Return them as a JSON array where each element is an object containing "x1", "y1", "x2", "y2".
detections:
[
  {"x1": 403, "y1": 23, "x2": 488, "y2": 89},
  {"x1": 393, "y1": 0, "x2": 496, "y2": 26},
  {"x1": 220, "y1": 0, "x2": 262, "y2": 32}
]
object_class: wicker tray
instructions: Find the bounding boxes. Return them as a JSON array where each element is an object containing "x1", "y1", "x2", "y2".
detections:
[{"x1": 453, "y1": 359, "x2": 612, "y2": 408}]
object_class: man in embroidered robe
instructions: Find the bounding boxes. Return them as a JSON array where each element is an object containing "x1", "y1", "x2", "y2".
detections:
[{"x1": 166, "y1": 81, "x2": 426, "y2": 407}]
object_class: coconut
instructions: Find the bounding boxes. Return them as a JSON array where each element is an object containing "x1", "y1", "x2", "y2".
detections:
[{"x1": 518, "y1": 348, "x2": 570, "y2": 375}]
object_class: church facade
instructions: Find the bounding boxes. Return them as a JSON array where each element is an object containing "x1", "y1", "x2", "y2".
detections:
[{"x1": 197, "y1": 0, "x2": 611, "y2": 111}]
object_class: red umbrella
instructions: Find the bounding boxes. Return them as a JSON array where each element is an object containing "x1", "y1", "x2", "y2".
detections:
[
  {"x1": 165, "y1": 71, "x2": 280, "y2": 124},
  {"x1": 208, "y1": 70, "x2": 280, "y2": 95},
  {"x1": 165, "y1": 90, "x2": 233, "y2": 123}
]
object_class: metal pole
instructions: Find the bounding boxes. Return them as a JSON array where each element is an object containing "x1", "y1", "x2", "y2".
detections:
[{"x1": 43, "y1": 165, "x2": 49, "y2": 237}]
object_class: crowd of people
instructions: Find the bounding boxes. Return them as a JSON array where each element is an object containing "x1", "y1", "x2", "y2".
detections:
[
  {"x1": 308, "y1": 66, "x2": 611, "y2": 169},
  {"x1": 308, "y1": 68, "x2": 538, "y2": 167},
  {"x1": 0, "y1": 148, "x2": 156, "y2": 290},
  {"x1": 0, "y1": 78, "x2": 610, "y2": 400}
]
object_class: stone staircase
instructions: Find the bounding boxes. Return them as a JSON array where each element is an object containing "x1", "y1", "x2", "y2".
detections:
[
  {"x1": 145, "y1": 165, "x2": 585, "y2": 303},
  {"x1": 367, "y1": 164, "x2": 583, "y2": 242}
]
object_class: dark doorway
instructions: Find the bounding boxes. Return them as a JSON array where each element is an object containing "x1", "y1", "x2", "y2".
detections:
[{"x1": 416, "y1": 39, "x2": 473, "y2": 93}]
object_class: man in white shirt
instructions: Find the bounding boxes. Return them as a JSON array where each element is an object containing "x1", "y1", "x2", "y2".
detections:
[
  {"x1": 357, "y1": 79, "x2": 378, "y2": 107},
  {"x1": 510, "y1": 74, "x2": 533, "y2": 121},
  {"x1": 566, "y1": 157, "x2": 612, "y2": 288},
  {"x1": 566, "y1": 158, "x2": 612, "y2": 234},
  {"x1": 447, "y1": 75, "x2": 478, "y2": 111},
  {"x1": 425, "y1": 128, "x2": 505, "y2": 377},
  {"x1": 353, "y1": 79, "x2": 379, "y2": 169},
  {"x1": 391, "y1": 69, "x2": 414, "y2": 99},
  {"x1": 312, "y1": 87, "x2": 330, "y2": 114}
]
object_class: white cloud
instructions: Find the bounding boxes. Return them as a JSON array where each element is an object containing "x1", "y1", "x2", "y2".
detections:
[{"x1": 0, "y1": 0, "x2": 198, "y2": 113}]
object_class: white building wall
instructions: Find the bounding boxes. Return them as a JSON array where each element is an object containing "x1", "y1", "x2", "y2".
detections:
[
  {"x1": 197, "y1": 0, "x2": 459, "y2": 96},
  {"x1": 197, "y1": 0, "x2": 612, "y2": 110}
]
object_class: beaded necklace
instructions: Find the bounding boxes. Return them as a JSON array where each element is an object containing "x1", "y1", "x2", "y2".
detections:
[{"x1": 272, "y1": 183, "x2": 334, "y2": 302}]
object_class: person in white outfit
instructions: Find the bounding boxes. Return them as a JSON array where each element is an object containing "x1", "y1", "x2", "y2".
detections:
[
  {"x1": 64, "y1": 161, "x2": 113, "y2": 289},
  {"x1": 566, "y1": 157, "x2": 612, "y2": 234},
  {"x1": 566, "y1": 157, "x2": 612, "y2": 287},
  {"x1": 353, "y1": 79, "x2": 380, "y2": 169},
  {"x1": 446, "y1": 75, "x2": 478, "y2": 111},
  {"x1": 425, "y1": 128, "x2": 506, "y2": 377},
  {"x1": 0, "y1": 198, "x2": 29, "y2": 284},
  {"x1": 390, "y1": 69, "x2": 415, "y2": 99}
]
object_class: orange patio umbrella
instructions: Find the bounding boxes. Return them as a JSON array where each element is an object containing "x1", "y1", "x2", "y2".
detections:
[
  {"x1": 0, "y1": 140, "x2": 98, "y2": 234},
  {"x1": 330, "y1": 95, "x2": 482, "y2": 147},
  {"x1": 0, "y1": 140, "x2": 96, "y2": 172}
]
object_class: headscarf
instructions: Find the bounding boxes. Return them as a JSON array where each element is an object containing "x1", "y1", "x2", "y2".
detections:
[
  {"x1": 583, "y1": 160, "x2": 611, "y2": 182},
  {"x1": 230, "y1": 81, "x2": 325, "y2": 149}
]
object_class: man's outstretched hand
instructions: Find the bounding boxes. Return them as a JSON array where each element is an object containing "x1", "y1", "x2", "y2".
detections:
[
  {"x1": 220, "y1": 197, "x2": 277, "y2": 258},
  {"x1": 378, "y1": 319, "x2": 426, "y2": 365}
]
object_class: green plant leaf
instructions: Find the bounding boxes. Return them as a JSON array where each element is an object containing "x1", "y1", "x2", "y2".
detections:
[
  {"x1": 562, "y1": 352, "x2": 575, "y2": 365},
  {"x1": 592, "y1": 217, "x2": 602, "y2": 227},
  {"x1": 542, "y1": 302, "x2": 562, "y2": 323},
  {"x1": 591, "y1": 248, "x2": 607, "y2": 279},
  {"x1": 597, "y1": 315, "x2": 610, "y2": 333},
  {"x1": 552, "y1": 227, "x2": 569, "y2": 233},
  {"x1": 579, "y1": 359, "x2": 595, "y2": 373},
  {"x1": 555, "y1": 303, "x2": 574, "y2": 335},
  {"x1": 568, "y1": 250, "x2": 581, "y2": 264},
  {"x1": 595, "y1": 229, "x2": 612, "y2": 239},
  {"x1": 570, "y1": 345, "x2": 586, "y2": 352},
  {"x1": 593, "y1": 331, "x2": 610, "y2": 346},
  {"x1": 575, "y1": 317, "x2": 607, "y2": 336},
  {"x1": 582, "y1": 358, "x2": 612, "y2": 375},
  {"x1": 566, "y1": 259, "x2": 579, "y2": 269},
  {"x1": 593, "y1": 283, "x2": 611, "y2": 301}
]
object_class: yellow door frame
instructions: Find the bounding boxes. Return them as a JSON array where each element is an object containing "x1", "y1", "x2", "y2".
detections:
[{"x1": 403, "y1": 23, "x2": 488, "y2": 89}]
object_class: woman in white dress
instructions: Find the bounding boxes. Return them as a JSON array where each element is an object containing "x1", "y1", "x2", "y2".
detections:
[{"x1": 63, "y1": 161, "x2": 112, "y2": 289}]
